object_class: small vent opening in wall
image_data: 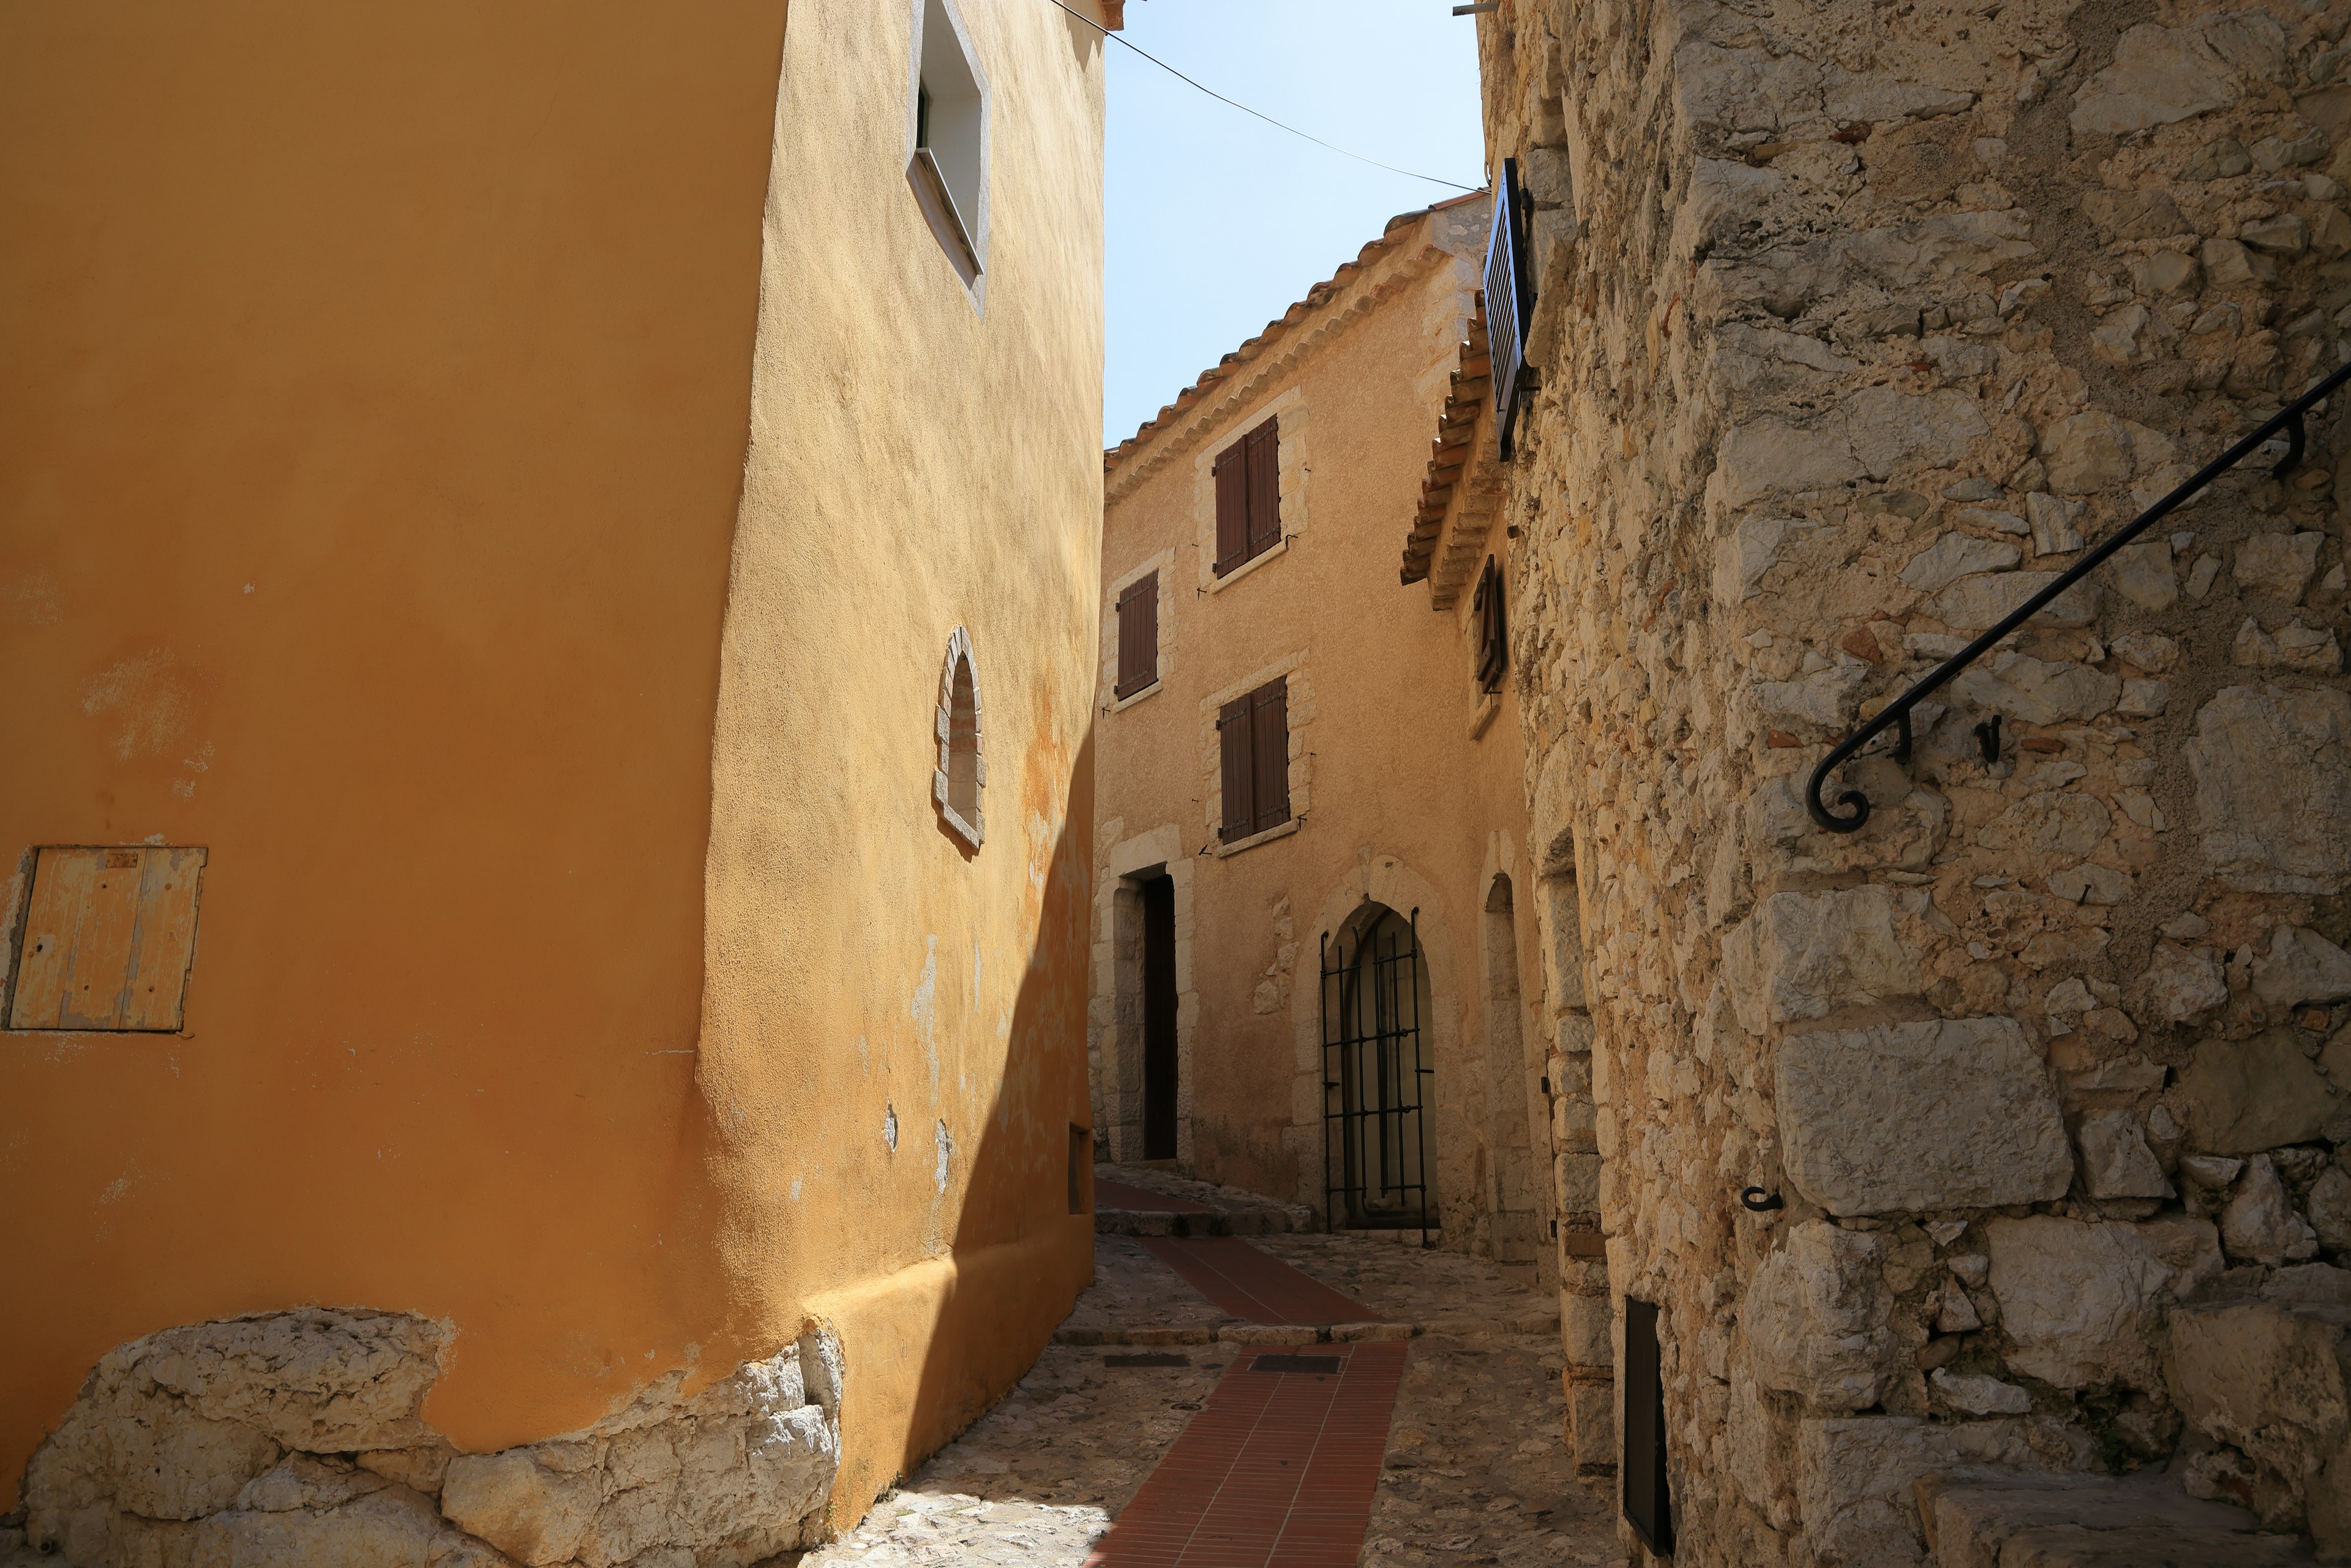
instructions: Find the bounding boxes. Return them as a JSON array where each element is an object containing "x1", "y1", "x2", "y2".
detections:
[{"x1": 1624, "y1": 1297, "x2": 1673, "y2": 1555}]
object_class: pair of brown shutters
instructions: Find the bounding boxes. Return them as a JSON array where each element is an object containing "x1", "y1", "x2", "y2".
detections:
[
  {"x1": 1473, "y1": 555, "x2": 1507, "y2": 692},
  {"x1": 1218, "y1": 678, "x2": 1289, "y2": 842},
  {"x1": 1212, "y1": 416, "x2": 1281, "y2": 576},
  {"x1": 1115, "y1": 574, "x2": 1158, "y2": 699}
]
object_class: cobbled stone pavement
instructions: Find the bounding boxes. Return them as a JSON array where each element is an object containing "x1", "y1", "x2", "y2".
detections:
[
  {"x1": 1056, "y1": 1235, "x2": 1228, "y2": 1340},
  {"x1": 1253, "y1": 1231, "x2": 1554, "y2": 1328},
  {"x1": 1369, "y1": 1335, "x2": 1625, "y2": 1567},
  {"x1": 801, "y1": 1237, "x2": 1623, "y2": 1564}
]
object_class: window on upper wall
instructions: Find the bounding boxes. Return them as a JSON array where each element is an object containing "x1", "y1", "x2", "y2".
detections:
[
  {"x1": 1217, "y1": 678, "x2": 1290, "y2": 842},
  {"x1": 1212, "y1": 417, "x2": 1281, "y2": 576},
  {"x1": 909, "y1": 0, "x2": 986, "y2": 283},
  {"x1": 1114, "y1": 573, "x2": 1159, "y2": 699},
  {"x1": 1474, "y1": 555, "x2": 1508, "y2": 693}
]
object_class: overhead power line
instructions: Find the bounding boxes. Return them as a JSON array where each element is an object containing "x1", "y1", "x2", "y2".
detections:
[{"x1": 1042, "y1": 0, "x2": 1481, "y2": 192}]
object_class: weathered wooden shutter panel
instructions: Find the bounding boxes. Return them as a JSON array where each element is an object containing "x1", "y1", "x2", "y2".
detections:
[
  {"x1": 1218, "y1": 697, "x2": 1252, "y2": 840},
  {"x1": 1475, "y1": 557, "x2": 1507, "y2": 691},
  {"x1": 1116, "y1": 574, "x2": 1157, "y2": 698},
  {"x1": 1213, "y1": 446, "x2": 1248, "y2": 574},
  {"x1": 1134, "y1": 575, "x2": 1158, "y2": 692},
  {"x1": 1243, "y1": 417, "x2": 1281, "y2": 557},
  {"x1": 1251, "y1": 679, "x2": 1289, "y2": 833}
]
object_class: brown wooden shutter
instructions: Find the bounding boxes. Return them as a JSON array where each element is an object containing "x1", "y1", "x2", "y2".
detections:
[
  {"x1": 1115, "y1": 574, "x2": 1158, "y2": 699},
  {"x1": 1475, "y1": 557, "x2": 1507, "y2": 692},
  {"x1": 1213, "y1": 443, "x2": 1247, "y2": 575},
  {"x1": 1218, "y1": 697, "x2": 1253, "y2": 840},
  {"x1": 1243, "y1": 417, "x2": 1281, "y2": 558},
  {"x1": 1250, "y1": 678, "x2": 1289, "y2": 833}
]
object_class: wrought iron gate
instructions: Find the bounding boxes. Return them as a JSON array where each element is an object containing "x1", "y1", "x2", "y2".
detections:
[{"x1": 1321, "y1": 906, "x2": 1433, "y2": 1239}]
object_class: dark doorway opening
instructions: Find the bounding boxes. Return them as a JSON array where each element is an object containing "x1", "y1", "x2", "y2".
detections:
[
  {"x1": 1624, "y1": 1297, "x2": 1673, "y2": 1554},
  {"x1": 1141, "y1": 874, "x2": 1179, "y2": 1160}
]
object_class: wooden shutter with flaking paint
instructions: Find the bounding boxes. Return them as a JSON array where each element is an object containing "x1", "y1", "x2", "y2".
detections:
[
  {"x1": 1213, "y1": 441, "x2": 1248, "y2": 575},
  {"x1": 1218, "y1": 697, "x2": 1253, "y2": 839},
  {"x1": 1115, "y1": 574, "x2": 1158, "y2": 698},
  {"x1": 1250, "y1": 678, "x2": 1288, "y2": 833},
  {"x1": 1475, "y1": 557, "x2": 1507, "y2": 692},
  {"x1": 1243, "y1": 417, "x2": 1280, "y2": 558}
]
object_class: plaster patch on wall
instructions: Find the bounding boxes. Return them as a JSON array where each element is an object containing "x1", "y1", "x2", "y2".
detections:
[
  {"x1": 933, "y1": 1119, "x2": 954, "y2": 1195},
  {"x1": 80, "y1": 648, "x2": 210, "y2": 762},
  {"x1": 884, "y1": 1105, "x2": 899, "y2": 1152}
]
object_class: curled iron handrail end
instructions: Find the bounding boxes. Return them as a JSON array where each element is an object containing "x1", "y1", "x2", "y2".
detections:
[{"x1": 1804, "y1": 748, "x2": 1872, "y2": 834}]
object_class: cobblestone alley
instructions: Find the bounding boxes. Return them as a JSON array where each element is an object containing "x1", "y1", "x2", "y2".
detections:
[{"x1": 803, "y1": 1171, "x2": 1625, "y2": 1567}]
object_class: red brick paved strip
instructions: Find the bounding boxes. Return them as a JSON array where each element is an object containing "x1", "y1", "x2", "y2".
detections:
[
  {"x1": 1098, "y1": 1177, "x2": 1215, "y2": 1212},
  {"x1": 1086, "y1": 1341, "x2": 1409, "y2": 1568},
  {"x1": 1138, "y1": 1237, "x2": 1377, "y2": 1325}
]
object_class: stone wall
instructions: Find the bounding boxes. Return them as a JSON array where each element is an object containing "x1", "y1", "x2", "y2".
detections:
[
  {"x1": 1479, "y1": 0, "x2": 2351, "y2": 1559},
  {"x1": 8, "y1": 1310, "x2": 841, "y2": 1568}
]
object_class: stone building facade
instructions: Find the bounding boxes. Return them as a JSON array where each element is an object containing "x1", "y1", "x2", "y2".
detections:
[
  {"x1": 1091, "y1": 197, "x2": 1558, "y2": 1267},
  {"x1": 0, "y1": 0, "x2": 1115, "y2": 1559},
  {"x1": 1466, "y1": 0, "x2": 2351, "y2": 1559}
]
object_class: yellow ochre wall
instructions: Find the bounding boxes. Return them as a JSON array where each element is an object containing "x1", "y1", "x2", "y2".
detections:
[
  {"x1": 697, "y1": 0, "x2": 1105, "y2": 1521},
  {"x1": 0, "y1": 0, "x2": 1105, "y2": 1525},
  {"x1": 1095, "y1": 204, "x2": 1543, "y2": 1252}
]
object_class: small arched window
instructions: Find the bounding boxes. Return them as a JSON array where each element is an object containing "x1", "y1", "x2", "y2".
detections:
[{"x1": 932, "y1": 628, "x2": 984, "y2": 849}]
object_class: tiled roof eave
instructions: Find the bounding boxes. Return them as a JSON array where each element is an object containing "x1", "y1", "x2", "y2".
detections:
[
  {"x1": 1104, "y1": 189, "x2": 1491, "y2": 489},
  {"x1": 1400, "y1": 292, "x2": 1506, "y2": 602}
]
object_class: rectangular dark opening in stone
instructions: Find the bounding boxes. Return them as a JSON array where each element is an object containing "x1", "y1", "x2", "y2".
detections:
[
  {"x1": 1623, "y1": 1296, "x2": 1674, "y2": 1555},
  {"x1": 1104, "y1": 1352, "x2": 1190, "y2": 1368},
  {"x1": 1248, "y1": 1354, "x2": 1341, "y2": 1375}
]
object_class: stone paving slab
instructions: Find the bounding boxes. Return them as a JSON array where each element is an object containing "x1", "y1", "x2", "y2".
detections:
[
  {"x1": 1057, "y1": 1236, "x2": 1228, "y2": 1341},
  {"x1": 1370, "y1": 1335, "x2": 1627, "y2": 1567},
  {"x1": 803, "y1": 1237, "x2": 1619, "y2": 1566},
  {"x1": 1092, "y1": 1164, "x2": 1314, "y2": 1233},
  {"x1": 1056, "y1": 1232, "x2": 1556, "y2": 1347},
  {"x1": 1254, "y1": 1231, "x2": 1554, "y2": 1329}
]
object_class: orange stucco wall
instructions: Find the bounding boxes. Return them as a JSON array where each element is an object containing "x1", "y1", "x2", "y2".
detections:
[{"x1": 0, "y1": 0, "x2": 1105, "y2": 1521}]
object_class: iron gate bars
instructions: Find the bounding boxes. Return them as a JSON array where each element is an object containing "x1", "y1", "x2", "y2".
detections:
[
  {"x1": 1321, "y1": 907, "x2": 1433, "y2": 1242},
  {"x1": 1806, "y1": 358, "x2": 2351, "y2": 833}
]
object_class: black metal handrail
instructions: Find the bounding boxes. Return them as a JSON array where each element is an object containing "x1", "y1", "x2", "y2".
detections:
[{"x1": 1807, "y1": 359, "x2": 2351, "y2": 832}]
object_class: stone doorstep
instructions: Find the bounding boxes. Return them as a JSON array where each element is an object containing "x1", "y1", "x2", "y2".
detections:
[
  {"x1": 1916, "y1": 1469, "x2": 2315, "y2": 1567},
  {"x1": 1052, "y1": 1313, "x2": 1558, "y2": 1346},
  {"x1": 1093, "y1": 1206, "x2": 1296, "y2": 1237}
]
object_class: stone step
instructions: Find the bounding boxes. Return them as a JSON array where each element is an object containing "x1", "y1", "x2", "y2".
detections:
[{"x1": 1916, "y1": 1470, "x2": 2314, "y2": 1567}]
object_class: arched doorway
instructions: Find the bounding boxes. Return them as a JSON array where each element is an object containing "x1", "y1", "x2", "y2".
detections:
[{"x1": 1320, "y1": 903, "x2": 1435, "y2": 1234}]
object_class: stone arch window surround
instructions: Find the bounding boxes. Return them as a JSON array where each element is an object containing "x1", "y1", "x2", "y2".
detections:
[
  {"x1": 1287, "y1": 853, "x2": 1471, "y2": 1233},
  {"x1": 932, "y1": 627, "x2": 985, "y2": 850}
]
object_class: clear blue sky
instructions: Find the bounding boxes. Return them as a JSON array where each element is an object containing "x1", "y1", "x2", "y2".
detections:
[{"x1": 1102, "y1": 1, "x2": 1488, "y2": 448}]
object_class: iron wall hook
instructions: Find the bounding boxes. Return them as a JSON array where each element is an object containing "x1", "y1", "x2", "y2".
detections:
[{"x1": 1739, "y1": 1187, "x2": 1785, "y2": 1212}]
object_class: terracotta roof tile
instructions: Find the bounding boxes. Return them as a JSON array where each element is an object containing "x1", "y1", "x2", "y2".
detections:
[
  {"x1": 1400, "y1": 292, "x2": 1494, "y2": 586},
  {"x1": 1104, "y1": 189, "x2": 1488, "y2": 476}
]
